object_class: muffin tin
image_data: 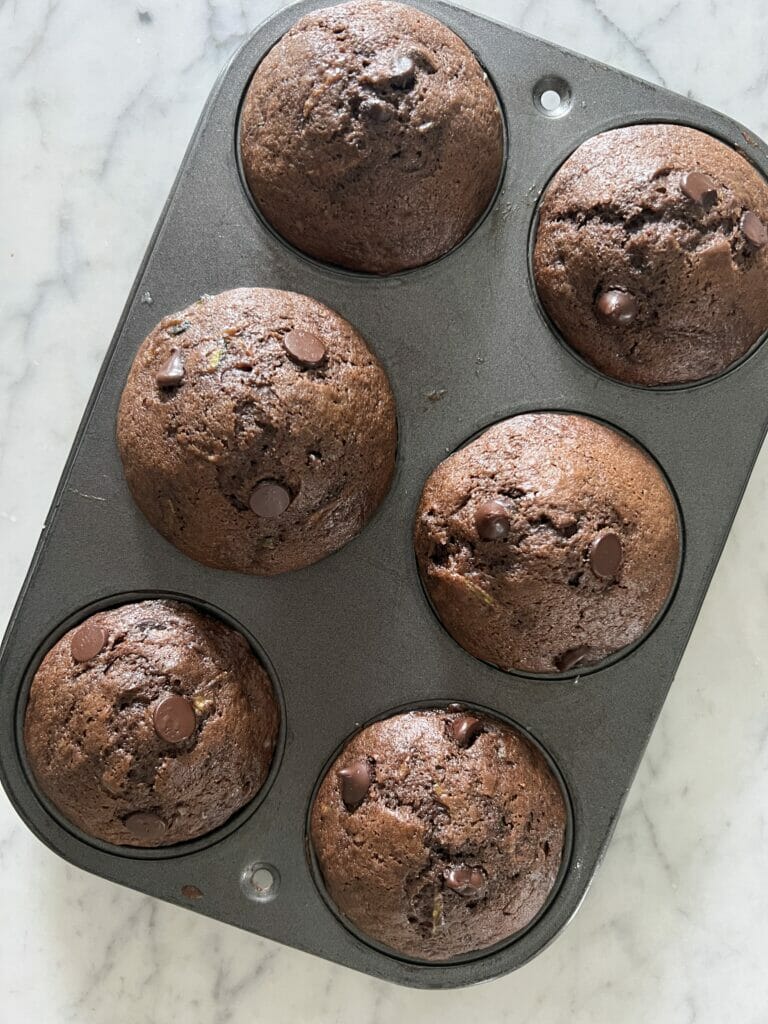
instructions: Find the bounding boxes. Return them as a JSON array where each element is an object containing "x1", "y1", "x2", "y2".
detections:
[{"x1": 2, "y1": 0, "x2": 768, "y2": 989}]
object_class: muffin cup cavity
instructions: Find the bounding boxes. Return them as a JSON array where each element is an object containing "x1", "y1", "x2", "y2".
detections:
[
  {"x1": 529, "y1": 121, "x2": 768, "y2": 390},
  {"x1": 16, "y1": 592, "x2": 286, "y2": 861},
  {"x1": 117, "y1": 288, "x2": 398, "y2": 576},
  {"x1": 415, "y1": 410, "x2": 685, "y2": 680},
  {"x1": 306, "y1": 701, "x2": 573, "y2": 966},
  {"x1": 235, "y1": 0, "x2": 509, "y2": 279}
]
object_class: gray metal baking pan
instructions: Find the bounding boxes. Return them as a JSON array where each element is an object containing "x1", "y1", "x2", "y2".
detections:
[{"x1": 2, "y1": 0, "x2": 767, "y2": 989}]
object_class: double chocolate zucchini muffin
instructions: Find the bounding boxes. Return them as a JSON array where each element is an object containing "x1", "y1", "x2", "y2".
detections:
[
  {"x1": 23, "y1": 600, "x2": 279, "y2": 847},
  {"x1": 414, "y1": 413, "x2": 680, "y2": 674},
  {"x1": 534, "y1": 124, "x2": 768, "y2": 386},
  {"x1": 117, "y1": 288, "x2": 397, "y2": 575},
  {"x1": 310, "y1": 707, "x2": 566, "y2": 961},
  {"x1": 240, "y1": 0, "x2": 504, "y2": 274}
]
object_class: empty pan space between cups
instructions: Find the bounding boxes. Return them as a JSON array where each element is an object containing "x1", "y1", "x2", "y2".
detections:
[{"x1": 13, "y1": 590, "x2": 287, "y2": 861}]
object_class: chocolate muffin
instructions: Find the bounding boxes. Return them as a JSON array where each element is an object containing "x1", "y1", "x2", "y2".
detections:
[
  {"x1": 414, "y1": 413, "x2": 680, "y2": 674},
  {"x1": 240, "y1": 0, "x2": 503, "y2": 274},
  {"x1": 310, "y1": 707, "x2": 567, "y2": 961},
  {"x1": 533, "y1": 124, "x2": 768, "y2": 386},
  {"x1": 117, "y1": 288, "x2": 397, "y2": 575},
  {"x1": 23, "y1": 600, "x2": 279, "y2": 847}
]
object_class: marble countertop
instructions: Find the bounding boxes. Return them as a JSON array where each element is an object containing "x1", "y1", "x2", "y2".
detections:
[{"x1": 2, "y1": 0, "x2": 768, "y2": 1020}]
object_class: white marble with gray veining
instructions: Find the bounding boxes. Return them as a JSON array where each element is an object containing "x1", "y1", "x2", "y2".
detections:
[{"x1": 2, "y1": 1, "x2": 768, "y2": 1020}]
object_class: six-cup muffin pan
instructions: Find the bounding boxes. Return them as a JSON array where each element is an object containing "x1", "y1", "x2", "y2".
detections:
[{"x1": 2, "y1": 0, "x2": 768, "y2": 989}]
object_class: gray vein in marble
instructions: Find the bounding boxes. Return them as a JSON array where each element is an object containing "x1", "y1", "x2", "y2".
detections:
[
  {"x1": 642, "y1": 0, "x2": 683, "y2": 30},
  {"x1": 9, "y1": 0, "x2": 60, "y2": 79},
  {"x1": 98, "y1": 80, "x2": 157, "y2": 179},
  {"x1": 580, "y1": 0, "x2": 667, "y2": 84}
]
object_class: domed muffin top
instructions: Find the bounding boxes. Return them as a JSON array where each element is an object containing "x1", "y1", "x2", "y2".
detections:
[
  {"x1": 534, "y1": 124, "x2": 768, "y2": 386},
  {"x1": 117, "y1": 288, "x2": 397, "y2": 575},
  {"x1": 240, "y1": 0, "x2": 504, "y2": 273}
]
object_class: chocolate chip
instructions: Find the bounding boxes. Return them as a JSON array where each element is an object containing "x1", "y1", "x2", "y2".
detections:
[
  {"x1": 388, "y1": 55, "x2": 416, "y2": 88},
  {"x1": 181, "y1": 884, "x2": 203, "y2": 900},
  {"x1": 359, "y1": 98, "x2": 393, "y2": 123},
  {"x1": 153, "y1": 694, "x2": 196, "y2": 743},
  {"x1": 337, "y1": 760, "x2": 371, "y2": 811},
  {"x1": 283, "y1": 330, "x2": 327, "y2": 368},
  {"x1": 124, "y1": 811, "x2": 167, "y2": 841},
  {"x1": 681, "y1": 171, "x2": 717, "y2": 209},
  {"x1": 449, "y1": 715, "x2": 483, "y2": 747},
  {"x1": 740, "y1": 210, "x2": 768, "y2": 249},
  {"x1": 249, "y1": 481, "x2": 291, "y2": 518},
  {"x1": 555, "y1": 645, "x2": 593, "y2": 672},
  {"x1": 595, "y1": 289, "x2": 637, "y2": 325},
  {"x1": 70, "y1": 623, "x2": 107, "y2": 662},
  {"x1": 156, "y1": 349, "x2": 185, "y2": 387},
  {"x1": 444, "y1": 865, "x2": 486, "y2": 897},
  {"x1": 475, "y1": 500, "x2": 510, "y2": 541},
  {"x1": 446, "y1": 703, "x2": 465, "y2": 712},
  {"x1": 589, "y1": 531, "x2": 623, "y2": 580}
]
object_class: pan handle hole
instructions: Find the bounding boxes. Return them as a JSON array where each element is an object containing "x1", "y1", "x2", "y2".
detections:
[
  {"x1": 240, "y1": 862, "x2": 279, "y2": 903},
  {"x1": 533, "y1": 76, "x2": 572, "y2": 118}
]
